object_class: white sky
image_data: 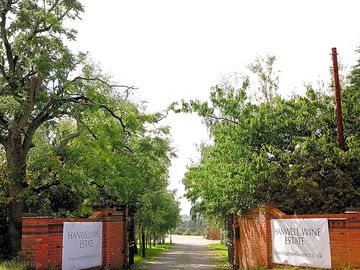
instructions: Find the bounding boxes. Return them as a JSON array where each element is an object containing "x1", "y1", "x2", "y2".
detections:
[{"x1": 71, "y1": 0, "x2": 360, "y2": 215}]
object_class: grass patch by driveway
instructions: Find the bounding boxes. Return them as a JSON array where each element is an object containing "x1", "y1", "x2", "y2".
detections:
[
  {"x1": 0, "y1": 260, "x2": 32, "y2": 270},
  {"x1": 209, "y1": 242, "x2": 231, "y2": 270},
  {"x1": 134, "y1": 243, "x2": 175, "y2": 267}
]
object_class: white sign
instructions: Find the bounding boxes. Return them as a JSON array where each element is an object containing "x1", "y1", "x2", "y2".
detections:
[
  {"x1": 62, "y1": 222, "x2": 102, "y2": 270},
  {"x1": 271, "y1": 219, "x2": 331, "y2": 269}
]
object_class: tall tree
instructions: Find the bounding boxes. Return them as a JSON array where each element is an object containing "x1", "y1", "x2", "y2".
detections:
[
  {"x1": 0, "y1": 0, "x2": 134, "y2": 255},
  {"x1": 179, "y1": 54, "x2": 360, "y2": 222}
]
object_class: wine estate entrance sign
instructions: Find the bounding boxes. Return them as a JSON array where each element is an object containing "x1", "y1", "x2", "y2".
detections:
[
  {"x1": 62, "y1": 222, "x2": 102, "y2": 270},
  {"x1": 271, "y1": 218, "x2": 331, "y2": 269}
]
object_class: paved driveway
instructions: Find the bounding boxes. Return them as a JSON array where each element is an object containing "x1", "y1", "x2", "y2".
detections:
[{"x1": 138, "y1": 235, "x2": 220, "y2": 270}]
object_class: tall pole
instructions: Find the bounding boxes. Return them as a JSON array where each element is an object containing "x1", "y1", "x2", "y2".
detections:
[{"x1": 331, "y1": 47, "x2": 345, "y2": 150}]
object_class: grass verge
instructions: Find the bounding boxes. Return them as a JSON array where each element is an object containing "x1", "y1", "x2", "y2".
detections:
[
  {"x1": 209, "y1": 242, "x2": 232, "y2": 270},
  {"x1": 0, "y1": 260, "x2": 32, "y2": 270},
  {"x1": 133, "y1": 243, "x2": 175, "y2": 268}
]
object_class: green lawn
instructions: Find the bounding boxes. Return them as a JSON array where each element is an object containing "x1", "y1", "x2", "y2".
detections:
[
  {"x1": 209, "y1": 242, "x2": 232, "y2": 270},
  {"x1": 134, "y1": 243, "x2": 175, "y2": 266}
]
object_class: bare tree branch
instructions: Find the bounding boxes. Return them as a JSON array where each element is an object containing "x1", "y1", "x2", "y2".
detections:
[
  {"x1": 123, "y1": 145, "x2": 134, "y2": 154},
  {"x1": 57, "y1": 7, "x2": 72, "y2": 22},
  {"x1": 0, "y1": 114, "x2": 8, "y2": 127},
  {"x1": 22, "y1": 93, "x2": 84, "y2": 152},
  {"x1": 67, "y1": 96, "x2": 131, "y2": 139},
  {"x1": 58, "y1": 128, "x2": 81, "y2": 149},
  {"x1": 56, "y1": 95, "x2": 129, "y2": 134},
  {"x1": 1, "y1": 0, "x2": 16, "y2": 73},
  {"x1": 55, "y1": 95, "x2": 91, "y2": 105},
  {"x1": 82, "y1": 121, "x2": 133, "y2": 153},
  {"x1": 0, "y1": 134, "x2": 6, "y2": 146},
  {"x1": 20, "y1": 69, "x2": 37, "y2": 84},
  {"x1": 30, "y1": 95, "x2": 90, "y2": 127},
  {"x1": 98, "y1": 104, "x2": 126, "y2": 129},
  {"x1": 22, "y1": 111, "x2": 54, "y2": 154},
  {"x1": 23, "y1": 115, "x2": 52, "y2": 155},
  {"x1": 31, "y1": 25, "x2": 52, "y2": 37},
  {"x1": 22, "y1": 89, "x2": 131, "y2": 154},
  {"x1": 209, "y1": 115, "x2": 239, "y2": 125},
  {"x1": 47, "y1": 0, "x2": 61, "y2": 12},
  {"x1": 58, "y1": 108, "x2": 82, "y2": 151},
  {"x1": 17, "y1": 76, "x2": 42, "y2": 129},
  {"x1": 0, "y1": 57, "x2": 9, "y2": 79},
  {"x1": 82, "y1": 123, "x2": 97, "y2": 140},
  {"x1": 29, "y1": 7, "x2": 70, "y2": 40},
  {"x1": 22, "y1": 96, "x2": 56, "y2": 153},
  {"x1": 155, "y1": 109, "x2": 169, "y2": 122},
  {"x1": 0, "y1": 110, "x2": 8, "y2": 127},
  {"x1": 28, "y1": 0, "x2": 60, "y2": 40},
  {"x1": 69, "y1": 76, "x2": 137, "y2": 91},
  {"x1": 32, "y1": 179, "x2": 61, "y2": 193}
]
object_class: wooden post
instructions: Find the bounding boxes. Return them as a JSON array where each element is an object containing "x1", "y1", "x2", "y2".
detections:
[{"x1": 331, "y1": 47, "x2": 345, "y2": 150}]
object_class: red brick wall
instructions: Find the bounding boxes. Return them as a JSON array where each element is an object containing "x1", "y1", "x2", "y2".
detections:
[
  {"x1": 102, "y1": 213, "x2": 127, "y2": 268},
  {"x1": 206, "y1": 228, "x2": 221, "y2": 240},
  {"x1": 22, "y1": 209, "x2": 128, "y2": 270},
  {"x1": 234, "y1": 205, "x2": 360, "y2": 269}
]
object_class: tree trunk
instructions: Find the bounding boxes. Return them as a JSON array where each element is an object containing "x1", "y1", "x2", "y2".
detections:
[
  {"x1": 141, "y1": 232, "x2": 145, "y2": 258},
  {"x1": 6, "y1": 127, "x2": 27, "y2": 256}
]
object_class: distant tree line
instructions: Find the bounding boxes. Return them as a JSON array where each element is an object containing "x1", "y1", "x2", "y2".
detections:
[{"x1": 173, "y1": 216, "x2": 207, "y2": 235}]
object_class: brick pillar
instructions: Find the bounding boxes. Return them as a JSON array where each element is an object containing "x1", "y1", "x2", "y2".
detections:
[
  {"x1": 102, "y1": 211, "x2": 127, "y2": 269},
  {"x1": 259, "y1": 204, "x2": 274, "y2": 269},
  {"x1": 123, "y1": 208, "x2": 128, "y2": 268},
  {"x1": 47, "y1": 223, "x2": 64, "y2": 269},
  {"x1": 22, "y1": 217, "x2": 50, "y2": 269},
  {"x1": 236, "y1": 204, "x2": 279, "y2": 269}
]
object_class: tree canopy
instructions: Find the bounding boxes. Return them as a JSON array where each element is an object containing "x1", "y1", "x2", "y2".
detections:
[
  {"x1": 180, "y1": 54, "x2": 360, "y2": 222},
  {"x1": 0, "y1": 0, "x2": 179, "y2": 256}
]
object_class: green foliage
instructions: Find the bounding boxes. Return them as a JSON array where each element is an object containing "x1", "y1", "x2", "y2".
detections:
[
  {"x1": 135, "y1": 190, "x2": 180, "y2": 238},
  {"x1": 180, "y1": 54, "x2": 360, "y2": 222},
  {"x1": 248, "y1": 54, "x2": 279, "y2": 102},
  {"x1": 0, "y1": 0, "x2": 180, "y2": 256},
  {"x1": 20, "y1": 94, "x2": 177, "y2": 218},
  {"x1": 0, "y1": 0, "x2": 85, "y2": 124},
  {"x1": 175, "y1": 217, "x2": 206, "y2": 235}
]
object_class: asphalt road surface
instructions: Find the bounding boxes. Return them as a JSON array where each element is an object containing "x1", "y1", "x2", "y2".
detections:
[{"x1": 140, "y1": 235, "x2": 220, "y2": 270}]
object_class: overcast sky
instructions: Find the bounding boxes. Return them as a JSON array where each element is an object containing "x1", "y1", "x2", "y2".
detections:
[{"x1": 71, "y1": 0, "x2": 360, "y2": 215}]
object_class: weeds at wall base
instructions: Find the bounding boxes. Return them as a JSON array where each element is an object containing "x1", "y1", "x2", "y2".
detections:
[{"x1": 0, "y1": 259, "x2": 33, "y2": 270}]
